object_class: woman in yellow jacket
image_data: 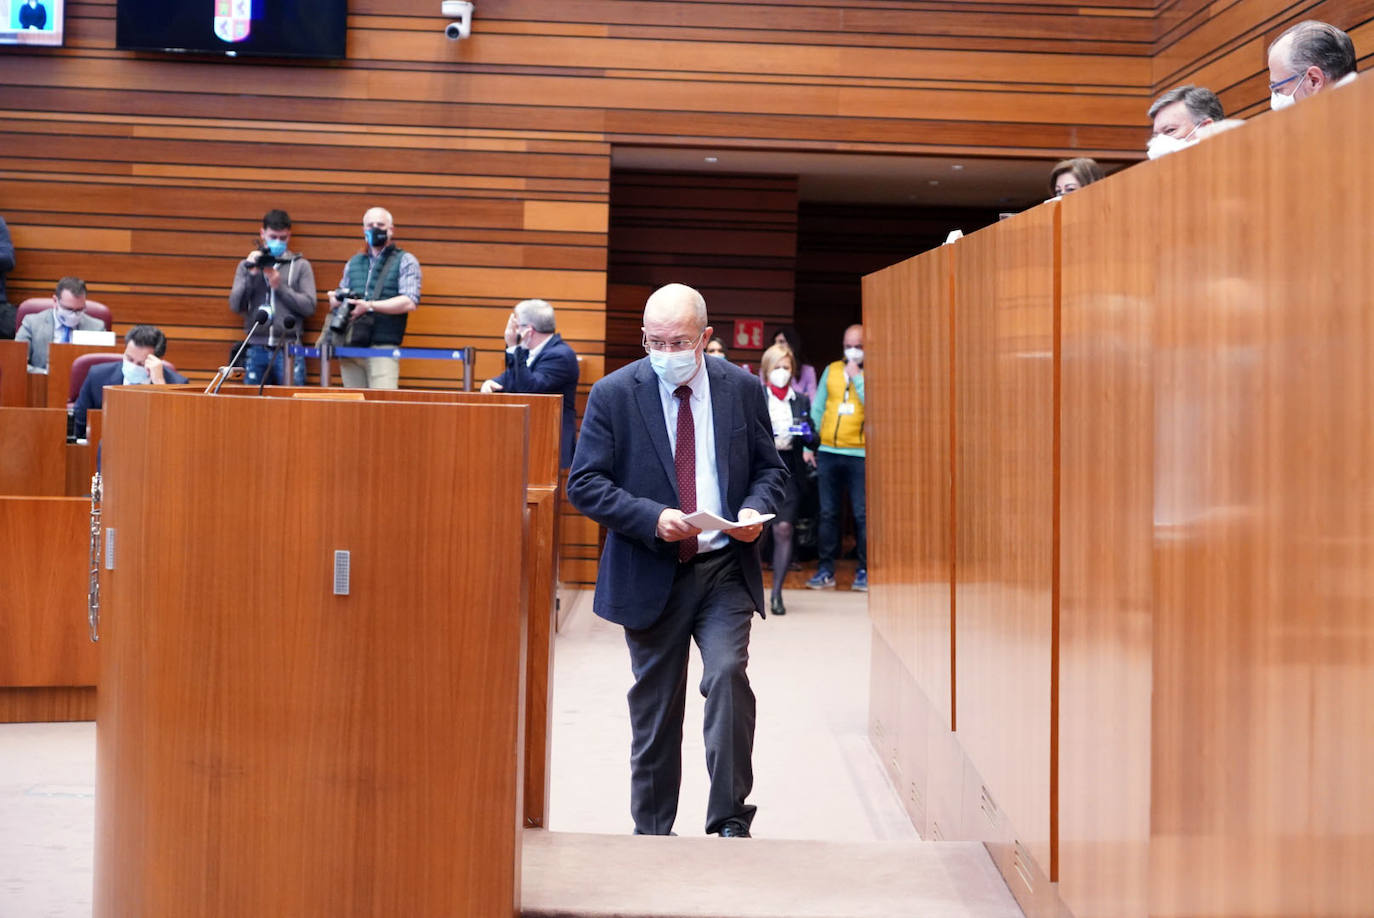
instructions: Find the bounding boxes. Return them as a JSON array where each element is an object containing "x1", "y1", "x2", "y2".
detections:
[{"x1": 806, "y1": 324, "x2": 866, "y2": 592}]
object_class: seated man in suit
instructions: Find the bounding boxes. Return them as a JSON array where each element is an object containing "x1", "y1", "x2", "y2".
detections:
[
  {"x1": 17, "y1": 276, "x2": 106, "y2": 369},
  {"x1": 72, "y1": 325, "x2": 188, "y2": 435},
  {"x1": 480, "y1": 298, "x2": 580, "y2": 469},
  {"x1": 568, "y1": 283, "x2": 786, "y2": 838}
]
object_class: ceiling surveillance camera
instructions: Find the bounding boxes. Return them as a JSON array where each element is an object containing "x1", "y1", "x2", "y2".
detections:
[{"x1": 442, "y1": 0, "x2": 473, "y2": 39}]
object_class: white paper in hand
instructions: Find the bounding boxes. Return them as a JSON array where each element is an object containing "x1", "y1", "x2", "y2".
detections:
[{"x1": 681, "y1": 510, "x2": 776, "y2": 531}]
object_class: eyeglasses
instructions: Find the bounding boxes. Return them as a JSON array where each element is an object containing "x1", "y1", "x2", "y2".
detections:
[
  {"x1": 642, "y1": 331, "x2": 703, "y2": 353},
  {"x1": 1269, "y1": 73, "x2": 1302, "y2": 92}
]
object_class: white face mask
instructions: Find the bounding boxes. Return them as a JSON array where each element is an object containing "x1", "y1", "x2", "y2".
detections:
[
  {"x1": 1270, "y1": 80, "x2": 1302, "y2": 110},
  {"x1": 768, "y1": 367, "x2": 792, "y2": 388},
  {"x1": 649, "y1": 348, "x2": 700, "y2": 387},
  {"x1": 1146, "y1": 123, "x2": 1200, "y2": 160},
  {"x1": 55, "y1": 305, "x2": 83, "y2": 328},
  {"x1": 843, "y1": 347, "x2": 864, "y2": 363}
]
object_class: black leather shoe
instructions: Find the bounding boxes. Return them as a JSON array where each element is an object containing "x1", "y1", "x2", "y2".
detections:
[
  {"x1": 770, "y1": 594, "x2": 786, "y2": 616},
  {"x1": 717, "y1": 820, "x2": 751, "y2": 838}
]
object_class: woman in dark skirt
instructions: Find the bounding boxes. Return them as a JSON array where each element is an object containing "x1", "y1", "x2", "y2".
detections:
[{"x1": 759, "y1": 343, "x2": 818, "y2": 615}]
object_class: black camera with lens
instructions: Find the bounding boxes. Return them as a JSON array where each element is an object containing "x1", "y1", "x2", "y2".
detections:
[
  {"x1": 327, "y1": 289, "x2": 363, "y2": 335},
  {"x1": 250, "y1": 246, "x2": 288, "y2": 271}
]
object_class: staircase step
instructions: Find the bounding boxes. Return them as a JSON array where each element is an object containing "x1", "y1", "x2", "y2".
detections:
[{"x1": 521, "y1": 830, "x2": 1023, "y2": 918}]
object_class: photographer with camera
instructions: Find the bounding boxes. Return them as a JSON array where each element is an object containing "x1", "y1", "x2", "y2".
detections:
[
  {"x1": 326, "y1": 206, "x2": 421, "y2": 390},
  {"x1": 229, "y1": 209, "x2": 317, "y2": 386}
]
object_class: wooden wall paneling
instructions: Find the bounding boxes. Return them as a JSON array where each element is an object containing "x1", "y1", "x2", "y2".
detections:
[
  {"x1": 862, "y1": 244, "x2": 954, "y2": 727},
  {"x1": 0, "y1": 497, "x2": 98, "y2": 688},
  {"x1": 1146, "y1": 75, "x2": 1374, "y2": 918},
  {"x1": 96, "y1": 388, "x2": 531, "y2": 918},
  {"x1": 1056, "y1": 168, "x2": 1157, "y2": 918},
  {"x1": 0, "y1": 408, "x2": 68, "y2": 496},
  {"x1": 951, "y1": 204, "x2": 1056, "y2": 881},
  {"x1": 606, "y1": 171, "x2": 799, "y2": 370},
  {"x1": 0, "y1": 340, "x2": 26, "y2": 407}
]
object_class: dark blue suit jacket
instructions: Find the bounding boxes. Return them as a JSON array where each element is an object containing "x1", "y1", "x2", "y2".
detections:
[
  {"x1": 73, "y1": 360, "x2": 189, "y2": 431},
  {"x1": 492, "y1": 332, "x2": 580, "y2": 469},
  {"x1": 568, "y1": 355, "x2": 788, "y2": 629}
]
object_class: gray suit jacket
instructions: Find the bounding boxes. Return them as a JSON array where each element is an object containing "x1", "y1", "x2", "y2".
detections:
[{"x1": 17, "y1": 308, "x2": 106, "y2": 369}]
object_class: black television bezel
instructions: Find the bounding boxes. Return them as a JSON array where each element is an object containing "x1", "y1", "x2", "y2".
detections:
[{"x1": 114, "y1": 0, "x2": 348, "y2": 61}]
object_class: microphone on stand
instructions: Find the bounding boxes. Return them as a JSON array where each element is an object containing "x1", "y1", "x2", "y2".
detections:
[
  {"x1": 208, "y1": 302, "x2": 274, "y2": 394},
  {"x1": 258, "y1": 315, "x2": 297, "y2": 396}
]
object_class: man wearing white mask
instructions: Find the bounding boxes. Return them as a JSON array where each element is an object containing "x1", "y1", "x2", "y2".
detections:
[
  {"x1": 17, "y1": 276, "x2": 105, "y2": 370},
  {"x1": 807, "y1": 323, "x2": 867, "y2": 592},
  {"x1": 1268, "y1": 20, "x2": 1358, "y2": 110},
  {"x1": 1146, "y1": 85, "x2": 1226, "y2": 160},
  {"x1": 568, "y1": 282, "x2": 786, "y2": 839},
  {"x1": 72, "y1": 325, "x2": 188, "y2": 435}
]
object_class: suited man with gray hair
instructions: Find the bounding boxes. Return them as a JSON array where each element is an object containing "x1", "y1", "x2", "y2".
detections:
[
  {"x1": 1268, "y1": 20, "x2": 1358, "y2": 109},
  {"x1": 481, "y1": 298, "x2": 581, "y2": 468}
]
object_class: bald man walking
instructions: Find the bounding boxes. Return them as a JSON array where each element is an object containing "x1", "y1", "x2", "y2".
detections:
[{"x1": 568, "y1": 283, "x2": 787, "y2": 838}]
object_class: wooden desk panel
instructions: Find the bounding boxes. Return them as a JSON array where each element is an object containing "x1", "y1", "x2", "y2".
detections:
[
  {"x1": 1056, "y1": 173, "x2": 1156, "y2": 918},
  {"x1": 0, "y1": 339, "x2": 26, "y2": 407},
  {"x1": 952, "y1": 203, "x2": 1056, "y2": 879},
  {"x1": 0, "y1": 407, "x2": 67, "y2": 495},
  {"x1": 97, "y1": 388, "x2": 531, "y2": 917},
  {"x1": 863, "y1": 245, "x2": 954, "y2": 727},
  {"x1": 1146, "y1": 81, "x2": 1374, "y2": 917},
  {"x1": 0, "y1": 497, "x2": 97, "y2": 687}
]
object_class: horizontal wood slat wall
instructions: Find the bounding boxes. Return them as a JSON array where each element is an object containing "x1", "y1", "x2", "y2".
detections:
[{"x1": 606, "y1": 170, "x2": 799, "y2": 371}]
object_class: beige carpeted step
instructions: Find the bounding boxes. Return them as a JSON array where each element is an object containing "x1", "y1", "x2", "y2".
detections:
[{"x1": 521, "y1": 829, "x2": 1024, "y2": 918}]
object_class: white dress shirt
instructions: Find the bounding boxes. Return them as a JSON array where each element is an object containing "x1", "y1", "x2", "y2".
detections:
[{"x1": 657, "y1": 360, "x2": 727, "y2": 552}]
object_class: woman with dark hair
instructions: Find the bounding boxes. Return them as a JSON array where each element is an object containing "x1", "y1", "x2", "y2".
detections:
[
  {"x1": 767, "y1": 325, "x2": 817, "y2": 398},
  {"x1": 1048, "y1": 157, "x2": 1104, "y2": 197}
]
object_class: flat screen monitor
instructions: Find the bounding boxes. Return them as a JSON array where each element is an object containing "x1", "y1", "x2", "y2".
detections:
[
  {"x1": 0, "y1": 0, "x2": 65, "y2": 47},
  {"x1": 116, "y1": 0, "x2": 347, "y2": 59}
]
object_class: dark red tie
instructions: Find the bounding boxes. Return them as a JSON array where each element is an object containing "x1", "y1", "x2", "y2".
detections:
[{"x1": 674, "y1": 385, "x2": 698, "y2": 562}]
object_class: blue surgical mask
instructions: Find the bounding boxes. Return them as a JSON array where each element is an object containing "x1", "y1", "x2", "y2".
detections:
[
  {"x1": 265, "y1": 238, "x2": 287, "y2": 257},
  {"x1": 649, "y1": 348, "x2": 701, "y2": 387},
  {"x1": 366, "y1": 226, "x2": 389, "y2": 248},
  {"x1": 122, "y1": 359, "x2": 150, "y2": 385}
]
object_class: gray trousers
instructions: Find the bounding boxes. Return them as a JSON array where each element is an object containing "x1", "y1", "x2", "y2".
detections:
[{"x1": 623, "y1": 549, "x2": 757, "y2": 836}]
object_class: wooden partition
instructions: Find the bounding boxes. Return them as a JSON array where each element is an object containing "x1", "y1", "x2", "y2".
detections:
[
  {"x1": 96, "y1": 386, "x2": 532, "y2": 917},
  {"x1": 866, "y1": 77, "x2": 1374, "y2": 918},
  {"x1": 0, "y1": 497, "x2": 98, "y2": 723},
  {"x1": 952, "y1": 203, "x2": 1057, "y2": 899},
  {"x1": 0, "y1": 340, "x2": 26, "y2": 407},
  {"x1": 0, "y1": 407, "x2": 67, "y2": 495},
  {"x1": 231, "y1": 384, "x2": 562, "y2": 828}
]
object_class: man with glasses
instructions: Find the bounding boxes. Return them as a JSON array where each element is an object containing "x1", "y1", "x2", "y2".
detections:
[
  {"x1": 17, "y1": 276, "x2": 105, "y2": 370},
  {"x1": 1268, "y1": 20, "x2": 1358, "y2": 110},
  {"x1": 568, "y1": 283, "x2": 786, "y2": 839}
]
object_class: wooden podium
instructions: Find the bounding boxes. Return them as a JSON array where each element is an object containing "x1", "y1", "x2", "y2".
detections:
[{"x1": 94, "y1": 386, "x2": 533, "y2": 917}]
